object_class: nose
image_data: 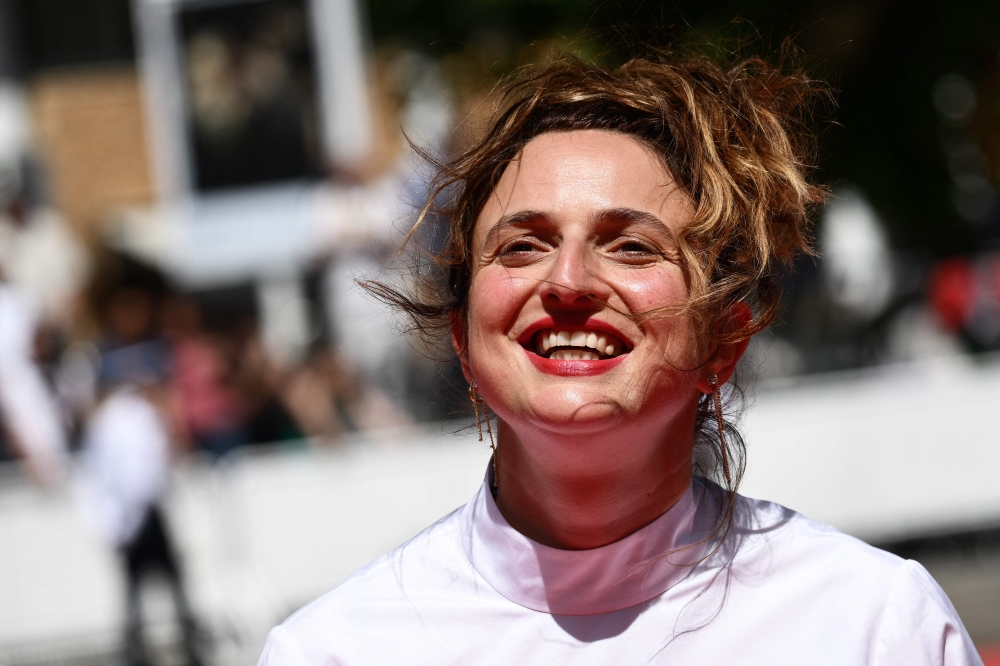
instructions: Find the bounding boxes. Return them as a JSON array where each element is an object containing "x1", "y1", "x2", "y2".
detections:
[{"x1": 540, "y1": 241, "x2": 609, "y2": 308}]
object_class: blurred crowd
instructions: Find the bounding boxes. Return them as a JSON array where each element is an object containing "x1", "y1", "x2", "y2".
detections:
[
  {"x1": 763, "y1": 186, "x2": 1000, "y2": 377},
  {"x1": 0, "y1": 156, "x2": 417, "y2": 664},
  {"x1": 0, "y1": 182, "x2": 417, "y2": 482}
]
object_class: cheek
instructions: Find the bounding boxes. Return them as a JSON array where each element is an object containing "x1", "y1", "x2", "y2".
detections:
[
  {"x1": 616, "y1": 266, "x2": 701, "y2": 362},
  {"x1": 466, "y1": 268, "x2": 528, "y2": 344},
  {"x1": 611, "y1": 265, "x2": 688, "y2": 313}
]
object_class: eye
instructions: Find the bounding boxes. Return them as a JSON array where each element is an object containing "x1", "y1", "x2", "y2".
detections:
[
  {"x1": 607, "y1": 238, "x2": 661, "y2": 263},
  {"x1": 503, "y1": 241, "x2": 537, "y2": 254},
  {"x1": 619, "y1": 241, "x2": 651, "y2": 253},
  {"x1": 496, "y1": 237, "x2": 547, "y2": 266}
]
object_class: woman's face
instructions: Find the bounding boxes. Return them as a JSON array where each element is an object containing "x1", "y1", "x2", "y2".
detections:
[{"x1": 460, "y1": 129, "x2": 705, "y2": 442}]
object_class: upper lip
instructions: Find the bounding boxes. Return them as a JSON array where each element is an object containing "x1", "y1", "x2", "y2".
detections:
[{"x1": 516, "y1": 317, "x2": 634, "y2": 353}]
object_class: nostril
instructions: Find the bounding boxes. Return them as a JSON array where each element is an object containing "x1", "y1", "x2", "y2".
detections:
[{"x1": 542, "y1": 285, "x2": 600, "y2": 306}]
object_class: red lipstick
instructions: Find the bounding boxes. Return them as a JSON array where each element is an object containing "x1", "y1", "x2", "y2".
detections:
[{"x1": 523, "y1": 347, "x2": 627, "y2": 376}]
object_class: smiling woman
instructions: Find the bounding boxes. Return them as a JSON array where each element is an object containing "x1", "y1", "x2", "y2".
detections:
[{"x1": 258, "y1": 53, "x2": 982, "y2": 665}]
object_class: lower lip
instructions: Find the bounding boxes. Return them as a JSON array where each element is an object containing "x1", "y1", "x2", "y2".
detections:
[{"x1": 524, "y1": 349, "x2": 627, "y2": 376}]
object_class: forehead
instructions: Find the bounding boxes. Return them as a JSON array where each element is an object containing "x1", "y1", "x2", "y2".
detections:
[{"x1": 477, "y1": 129, "x2": 689, "y2": 231}]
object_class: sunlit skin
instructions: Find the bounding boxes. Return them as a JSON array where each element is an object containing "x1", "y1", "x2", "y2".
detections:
[{"x1": 453, "y1": 130, "x2": 748, "y2": 550}]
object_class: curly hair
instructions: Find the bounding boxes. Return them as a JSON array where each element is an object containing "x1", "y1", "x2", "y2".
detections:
[{"x1": 364, "y1": 49, "x2": 828, "y2": 495}]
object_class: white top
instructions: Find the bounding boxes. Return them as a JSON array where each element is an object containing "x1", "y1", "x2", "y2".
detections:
[
  {"x1": 78, "y1": 389, "x2": 170, "y2": 546},
  {"x1": 0, "y1": 284, "x2": 67, "y2": 483},
  {"x1": 259, "y1": 476, "x2": 982, "y2": 665}
]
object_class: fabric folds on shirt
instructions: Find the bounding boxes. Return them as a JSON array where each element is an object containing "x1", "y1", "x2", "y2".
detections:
[{"x1": 460, "y1": 478, "x2": 710, "y2": 615}]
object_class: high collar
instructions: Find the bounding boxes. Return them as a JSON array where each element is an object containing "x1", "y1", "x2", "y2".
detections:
[{"x1": 459, "y1": 474, "x2": 713, "y2": 616}]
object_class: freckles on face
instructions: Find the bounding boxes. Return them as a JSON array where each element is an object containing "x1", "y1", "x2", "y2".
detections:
[{"x1": 462, "y1": 129, "x2": 700, "y2": 433}]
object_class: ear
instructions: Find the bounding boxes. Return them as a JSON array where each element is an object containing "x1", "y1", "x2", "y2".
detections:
[
  {"x1": 450, "y1": 309, "x2": 474, "y2": 384},
  {"x1": 697, "y1": 302, "x2": 752, "y2": 394}
]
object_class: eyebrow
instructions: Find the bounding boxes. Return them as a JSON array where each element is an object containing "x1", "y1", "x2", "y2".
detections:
[
  {"x1": 594, "y1": 207, "x2": 673, "y2": 239},
  {"x1": 484, "y1": 207, "x2": 674, "y2": 246},
  {"x1": 483, "y1": 209, "x2": 547, "y2": 247}
]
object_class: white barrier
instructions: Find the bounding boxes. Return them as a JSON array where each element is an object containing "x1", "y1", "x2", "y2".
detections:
[
  {"x1": 169, "y1": 430, "x2": 490, "y2": 663},
  {"x1": 0, "y1": 428, "x2": 491, "y2": 664},
  {"x1": 740, "y1": 354, "x2": 1000, "y2": 542}
]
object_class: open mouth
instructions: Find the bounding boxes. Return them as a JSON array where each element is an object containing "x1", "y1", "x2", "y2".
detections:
[{"x1": 531, "y1": 329, "x2": 629, "y2": 361}]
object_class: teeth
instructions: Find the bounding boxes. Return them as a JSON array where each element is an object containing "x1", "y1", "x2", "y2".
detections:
[
  {"x1": 533, "y1": 328, "x2": 627, "y2": 360},
  {"x1": 550, "y1": 349, "x2": 600, "y2": 361}
]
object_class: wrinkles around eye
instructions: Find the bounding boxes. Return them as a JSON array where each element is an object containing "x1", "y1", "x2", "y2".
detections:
[{"x1": 490, "y1": 237, "x2": 550, "y2": 266}]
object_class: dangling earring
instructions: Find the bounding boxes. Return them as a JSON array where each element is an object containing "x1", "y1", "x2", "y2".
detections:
[
  {"x1": 469, "y1": 381, "x2": 498, "y2": 489},
  {"x1": 707, "y1": 373, "x2": 732, "y2": 487}
]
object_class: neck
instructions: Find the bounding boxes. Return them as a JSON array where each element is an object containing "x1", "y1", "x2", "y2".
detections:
[{"x1": 493, "y1": 414, "x2": 695, "y2": 550}]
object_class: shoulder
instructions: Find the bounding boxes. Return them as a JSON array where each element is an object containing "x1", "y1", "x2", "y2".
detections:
[
  {"x1": 258, "y1": 504, "x2": 475, "y2": 665},
  {"x1": 696, "y1": 485, "x2": 908, "y2": 587},
  {"x1": 724, "y1": 493, "x2": 979, "y2": 664},
  {"x1": 731, "y1": 492, "x2": 905, "y2": 575},
  {"x1": 869, "y1": 558, "x2": 981, "y2": 664},
  {"x1": 291, "y1": 504, "x2": 471, "y2": 618}
]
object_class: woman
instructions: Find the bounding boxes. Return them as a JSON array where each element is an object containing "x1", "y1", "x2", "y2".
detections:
[{"x1": 259, "y1": 54, "x2": 981, "y2": 664}]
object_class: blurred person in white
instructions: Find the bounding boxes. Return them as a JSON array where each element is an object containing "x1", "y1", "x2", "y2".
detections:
[
  {"x1": 259, "y1": 51, "x2": 983, "y2": 665},
  {"x1": 0, "y1": 160, "x2": 78, "y2": 485},
  {"x1": 0, "y1": 279, "x2": 68, "y2": 485},
  {"x1": 79, "y1": 282, "x2": 204, "y2": 666},
  {"x1": 79, "y1": 347, "x2": 204, "y2": 666}
]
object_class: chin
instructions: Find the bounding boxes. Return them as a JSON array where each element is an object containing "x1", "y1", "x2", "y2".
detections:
[{"x1": 523, "y1": 394, "x2": 627, "y2": 434}]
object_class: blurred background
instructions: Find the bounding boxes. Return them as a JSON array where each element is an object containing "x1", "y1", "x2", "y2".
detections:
[{"x1": 0, "y1": 0, "x2": 998, "y2": 664}]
